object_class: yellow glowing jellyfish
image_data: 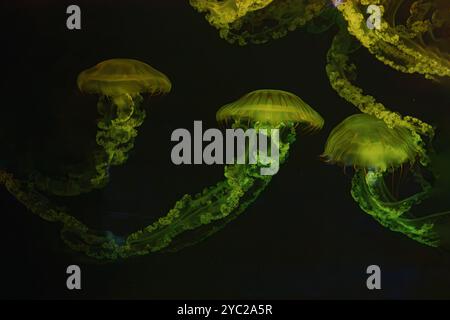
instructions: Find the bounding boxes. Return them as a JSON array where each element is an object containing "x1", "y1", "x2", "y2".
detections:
[
  {"x1": 323, "y1": 113, "x2": 443, "y2": 246},
  {"x1": 77, "y1": 58, "x2": 171, "y2": 166},
  {"x1": 33, "y1": 59, "x2": 171, "y2": 196}
]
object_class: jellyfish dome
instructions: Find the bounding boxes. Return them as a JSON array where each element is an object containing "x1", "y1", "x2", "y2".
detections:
[
  {"x1": 323, "y1": 114, "x2": 420, "y2": 172},
  {"x1": 77, "y1": 58, "x2": 171, "y2": 96},
  {"x1": 216, "y1": 89, "x2": 324, "y2": 129}
]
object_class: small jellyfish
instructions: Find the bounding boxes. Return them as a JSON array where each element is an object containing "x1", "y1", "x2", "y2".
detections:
[
  {"x1": 77, "y1": 58, "x2": 171, "y2": 167},
  {"x1": 32, "y1": 59, "x2": 171, "y2": 196},
  {"x1": 323, "y1": 114, "x2": 443, "y2": 247}
]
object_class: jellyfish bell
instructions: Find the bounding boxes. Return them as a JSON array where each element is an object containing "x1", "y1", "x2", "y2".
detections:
[
  {"x1": 216, "y1": 89, "x2": 324, "y2": 130},
  {"x1": 322, "y1": 113, "x2": 420, "y2": 172},
  {"x1": 77, "y1": 58, "x2": 172, "y2": 97},
  {"x1": 215, "y1": 89, "x2": 324, "y2": 176}
]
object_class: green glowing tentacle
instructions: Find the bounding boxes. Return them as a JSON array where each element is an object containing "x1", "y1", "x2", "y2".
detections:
[
  {"x1": 96, "y1": 93, "x2": 146, "y2": 166},
  {"x1": 337, "y1": 0, "x2": 450, "y2": 80},
  {"x1": 163, "y1": 125, "x2": 296, "y2": 253},
  {"x1": 351, "y1": 169, "x2": 439, "y2": 246},
  {"x1": 29, "y1": 94, "x2": 146, "y2": 197},
  {"x1": 0, "y1": 125, "x2": 296, "y2": 259}
]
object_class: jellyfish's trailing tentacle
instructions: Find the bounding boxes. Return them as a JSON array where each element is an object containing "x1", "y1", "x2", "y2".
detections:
[
  {"x1": 28, "y1": 95, "x2": 145, "y2": 197},
  {"x1": 0, "y1": 125, "x2": 296, "y2": 260},
  {"x1": 124, "y1": 123, "x2": 296, "y2": 256},
  {"x1": 96, "y1": 93, "x2": 146, "y2": 166},
  {"x1": 30, "y1": 147, "x2": 114, "y2": 196},
  {"x1": 351, "y1": 169, "x2": 440, "y2": 246},
  {"x1": 30, "y1": 170, "x2": 101, "y2": 197},
  {"x1": 164, "y1": 128, "x2": 296, "y2": 252},
  {"x1": 161, "y1": 172, "x2": 270, "y2": 252},
  {"x1": 326, "y1": 28, "x2": 434, "y2": 165},
  {"x1": 190, "y1": 0, "x2": 328, "y2": 45},
  {"x1": 336, "y1": 0, "x2": 450, "y2": 80}
]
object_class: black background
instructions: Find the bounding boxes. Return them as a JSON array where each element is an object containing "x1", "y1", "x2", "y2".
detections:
[{"x1": 0, "y1": 0, "x2": 450, "y2": 299}]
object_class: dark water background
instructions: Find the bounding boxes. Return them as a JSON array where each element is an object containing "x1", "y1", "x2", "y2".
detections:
[{"x1": 0, "y1": 0, "x2": 449, "y2": 299}]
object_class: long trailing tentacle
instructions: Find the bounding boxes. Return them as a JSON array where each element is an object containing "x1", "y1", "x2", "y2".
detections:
[
  {"x1": 96, "y1": 93, "x2": 146, "y2": 166},
  {"x1": 336, "y1": 0, "x2": 450, "y2": 80},
  {"x1": 0, "y1": 124, "x2": 296, "y2": 260},
  {"x1": 351, "y1": 169, "x2": 444, "y2": 246},
  {"x1": 29, "y1": 93, "x2": 146, "y2": 197}
]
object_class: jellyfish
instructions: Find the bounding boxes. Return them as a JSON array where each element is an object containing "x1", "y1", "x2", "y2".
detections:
[
  {"x1": 190, "y1": 0, "x2": 329, "y2": 45},
  {"x1": 0, "y1": 89, "x2": 323, "y2": 259},
  {"x1": 32, "y1": 59, "x2": 171, "y2": 196},
  {"x1": 336, "y1": 0, "x2": 450, "y2": 80},
  {"x1": 162, "y1": 89, "x2": 324, "y2": 251},
  {"x1": 322, "y1": 113, "x2": 450, "y2": 246},
  {"x1": 77, "y1": 59, "x2": 171, "y2": 166}
]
